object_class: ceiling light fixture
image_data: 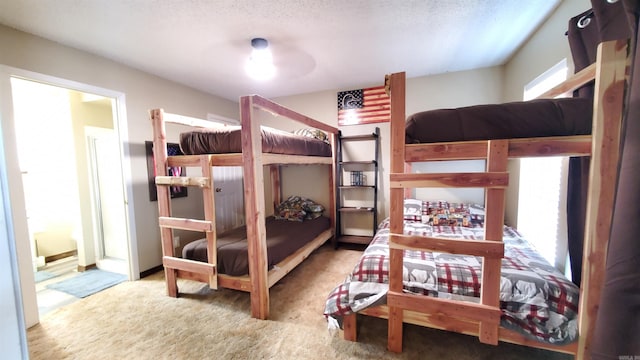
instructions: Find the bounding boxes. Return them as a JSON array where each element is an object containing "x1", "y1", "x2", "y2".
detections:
[{"x1": 245, "y1": 37, "x2": 276, "y2": 81}]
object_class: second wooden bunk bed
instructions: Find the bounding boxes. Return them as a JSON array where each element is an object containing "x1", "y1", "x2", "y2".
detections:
[
  {"x1": 150, "y1": 95, "x2": 338, "y2": 319},
  {"x1": 340, "y1": 38, "x2": 629, "y2": 358}
]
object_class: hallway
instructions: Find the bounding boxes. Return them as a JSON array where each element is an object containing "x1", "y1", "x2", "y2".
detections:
[{"x1": 33, "y1": 256, "x2": 79, "y2": 317}]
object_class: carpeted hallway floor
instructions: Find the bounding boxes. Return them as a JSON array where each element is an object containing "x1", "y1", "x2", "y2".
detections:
[{"x1": 27, "y1": 243, "x2": 571, "y2": 359}]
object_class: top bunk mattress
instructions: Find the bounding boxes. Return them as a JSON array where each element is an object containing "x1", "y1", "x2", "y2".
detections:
[
  {"x1": 405, "y1": 98, "x2": 593, "y2": 144},
  {"x1": 180, "y1": 126, "x2": 332, "y2": 157}
]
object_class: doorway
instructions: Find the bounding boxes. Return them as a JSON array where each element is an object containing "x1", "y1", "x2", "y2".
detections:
[
  {"x1": 8, "y1": 75, "x2": 132, "y2": 318},
  {"x1": 86, "y1": 127, "x2": 129, "y2": 273}
]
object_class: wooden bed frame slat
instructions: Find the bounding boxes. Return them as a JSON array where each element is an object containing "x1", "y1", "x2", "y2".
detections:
[
  {"x1": 390, "y1": 172, "x2": 509, "y2": 189},
  {"x1": 250, "y1": 95, "x2": 337, "y2": 134},
  {"x1": 405, "y1": 141, "x2": 489, "y2": 161},
  {"x1": 389, "y1": 234, "x2": 504, "y2": 258},
  {"x1": 162, "y1": 112, "x2": 229, "y2": 129},
  {"x1": 262, "y1": 153, "x2": 334, "y2": 165},
  {"x1": 405, "y1": 135, "x2": 592, "y2": 162},
  {"x1": 266, "y1": 229, "x2": 333, "y2": 288},
  {"x1": 163, "y1": 256, "x2": 215, "y2": 275},
  {"x1": 155, "y1": 175, "x2": 210, "y2": 188},
  {"x1": 507, "y1": 135, "x2": 592, "y2": 157},
  {"x1": 166, "y1": 152, "x2": 335, "y2": 167},
  {"x1": 353, "y1": 306, "x2": 579, "y2": 355},
  {"x1": 387, "y1": 291, "x2": 501, "y2": 327},
  {"x1": 539, "y1": 62, "x2": 596, "y2": 99},
  {"x1": 158, "y1": 216, "x2": 213, "y2": 232}
]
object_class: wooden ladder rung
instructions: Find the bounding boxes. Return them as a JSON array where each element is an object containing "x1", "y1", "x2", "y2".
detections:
[
  {"x1": 155, "y1": 176, "x2": 210, "y2": 188},
  {"x1": 163, "y1": 256, "x2": 216, "y2": 275},
  {"x1": 159, "y1": 216, "x2": 213, "y2": 232},
  {"x1": 387, "y1": 291, "x2": 501, "y2": 325},
  {"x1": 390, "y1": 172, "x2": 509, "y2": 189},
  {"x1": 389, "y1": 233, "x2": 504, "y2": 258}
]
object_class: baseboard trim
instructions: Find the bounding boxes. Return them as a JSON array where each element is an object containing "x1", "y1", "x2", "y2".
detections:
[
  {"x1": 77, "y1": 263, "x2": 97, "y2": 272},
  {"x1": 44, "y1": 250, "x2": 78, "y2": 264},
  {"x1": 140, "y1": 265, "x2": 163, "y2": 278}
]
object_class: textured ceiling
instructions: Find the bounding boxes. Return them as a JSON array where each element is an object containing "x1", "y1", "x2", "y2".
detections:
[{"x1": 0, "y1": 0, "x2": 561, "y2": 101}]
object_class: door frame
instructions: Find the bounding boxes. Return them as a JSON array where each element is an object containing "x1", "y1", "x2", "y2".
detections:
[
  {"x1": 0, "y1": 64, "x2": 138, "y2": 327},
  {"x1": 85, "y1": 126, "x2": 130, "y2": 272}
]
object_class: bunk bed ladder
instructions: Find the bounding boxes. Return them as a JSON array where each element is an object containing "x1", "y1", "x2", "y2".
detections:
[
  {"x1": 150, "y1": 109, "x2": 217, "y2": 296},
  {"x1": 388, "y1": 141, "x2": 508, "y2": 348},
  {"x1": 387, "y1": 72, "x2": 507, "y2": 351}
]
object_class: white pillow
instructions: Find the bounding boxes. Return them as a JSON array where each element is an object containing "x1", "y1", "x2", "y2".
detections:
[{"x1": 404, "y1": 198, "x2": 423, "y2": 221}]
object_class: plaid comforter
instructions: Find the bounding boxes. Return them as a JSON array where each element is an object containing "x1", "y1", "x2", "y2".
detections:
[{"x1": 324, "y1": 218, "x2": 579, "y2": 344}]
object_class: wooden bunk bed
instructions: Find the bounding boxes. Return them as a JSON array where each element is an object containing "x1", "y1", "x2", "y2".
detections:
[
  {"x1": 324, "y1": 37, "x2": 630, "y2": 358},
  {"x1": 150, "y1": 95, "x2": 338, "y2": 320}
]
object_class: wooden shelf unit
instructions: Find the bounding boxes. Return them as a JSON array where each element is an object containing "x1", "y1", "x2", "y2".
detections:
[{"x1": 334, "y1": 127, "x2": 380, "y2": 246}]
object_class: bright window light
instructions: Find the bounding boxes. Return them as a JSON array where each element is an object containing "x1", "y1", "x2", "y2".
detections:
[
  {"x1": 518, "y1": 59, "x2": 569, "y2": 269},
  {"x1": 517, "y1": 156, "x2": 563, "y2": 265},
  {"x1": 523, "y1": 59, "x2": 568, "y2": 100}
]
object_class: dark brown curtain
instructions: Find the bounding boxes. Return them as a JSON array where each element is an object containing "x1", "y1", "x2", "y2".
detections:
[
  {"x1": 566, "y1": 6, "x2": 601, "y2": 289},
  {"x1": 568, "y1": 1, "x2": 640, "y2": 358},
  {"x1": 591, "y1": 1, "x2": 640, "y2": 358}
]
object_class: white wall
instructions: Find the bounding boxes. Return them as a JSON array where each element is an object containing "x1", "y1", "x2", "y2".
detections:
[
  {"x1": 0, "y1": 24, "x2": 238, "y2": 272},
  {"x1": 0, "y1": 134, "x2": 27, "y2": 358},
  {"x1": 0, "y1": 24, "x2": 239, "y2": 330},
  {"x1": 272, "y1": 66, "x2": 504, "y2": 221},
  {"x1": 69, "y1": 92, "x2": 114, "y2": 267},
  {"x1": 12, "y1": 80, "x2": 81, "y2": 261},
  {"x1": 502, "y1": 0, "x2": 591, "y2": 226},
  {"x1": 270, "y1": 0, "x2": 592, "y2": 227},
  {"x1": 503, "y1": 0, "x2": 591, "y2": 102}
]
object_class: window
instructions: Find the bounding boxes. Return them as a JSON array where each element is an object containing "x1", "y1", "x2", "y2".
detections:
[
  {"x1": 523, "y1": 59, "x2": 568, "y2": 101},
  {"x1": 518, "y1": 59, "x2": 569, "y2": 271}
]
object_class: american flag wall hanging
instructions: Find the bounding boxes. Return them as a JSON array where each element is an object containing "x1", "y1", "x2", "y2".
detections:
[{"x1": 337, "y1": 85, "x2": 390, "y2": 126}]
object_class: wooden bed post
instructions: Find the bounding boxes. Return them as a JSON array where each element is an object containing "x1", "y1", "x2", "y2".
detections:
[
  {"x1": 270, "y1": 165, "x2": 281, "y2": 212},
  {"x1": 150, "y1": 109, "x2": 179, "y2": 297},
  {"x1": 329, "y1": 131, "x2": 337, "y2": 243},
  {"x1": 577, "y1": 39, "x2": 628, "y2": 359},
  {"x1": 479, "y1": 139, "x2": 508, "y2": 345},
  {"x1": 203, "y1": 157, "x2": 218, "y2": 289},
  {"x1": 387, "y1": 72, "x2": 406, "y2": 353},
  {"x1": 240, "y1": 96, "x2": 270, "y2": 320},
  {"x1": 403, "y1": 163, "x2": 412, "y2": 199}
]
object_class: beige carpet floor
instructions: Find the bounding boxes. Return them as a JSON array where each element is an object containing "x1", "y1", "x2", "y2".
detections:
[{"x1": 27, "y1": 243, "x2": 571, "y2": 359}]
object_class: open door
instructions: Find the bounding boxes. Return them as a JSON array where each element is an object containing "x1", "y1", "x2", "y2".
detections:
[
  {"x1": 86, "y1": 127, "x2": 129, "y2": 274},
  {"x1": 0, "y1": 65, "x2": 137, "y2": 327}
]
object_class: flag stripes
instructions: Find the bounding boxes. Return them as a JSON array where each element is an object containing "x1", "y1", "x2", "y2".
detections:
[{"x1": 338, "y1": 85, "x2": 390, "y2": 126}]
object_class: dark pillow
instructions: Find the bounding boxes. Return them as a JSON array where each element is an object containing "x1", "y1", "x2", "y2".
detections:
[{"x1": 275, "y1": 196, "x2": 325, "y2": 222}]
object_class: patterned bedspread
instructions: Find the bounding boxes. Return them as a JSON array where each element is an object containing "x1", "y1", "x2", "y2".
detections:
[{"x1": 324, "y1": 218, "x2": 579, "y2": 344}]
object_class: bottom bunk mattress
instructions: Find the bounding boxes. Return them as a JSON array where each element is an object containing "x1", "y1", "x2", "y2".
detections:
[
  {"x1": 324, "y1": 217, "x2": 580, "y2": 345},
  {"x1": 183, "y1": 215, "x2": 331, "y2": 276}
]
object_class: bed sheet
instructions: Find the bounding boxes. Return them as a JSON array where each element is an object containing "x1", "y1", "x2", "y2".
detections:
[
  {"x1": 324, "y1": 218, "x2": 579, "y2": 344},
  {"x1": 183, "y1": 215, "x2": 331, "y2": 276}
]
